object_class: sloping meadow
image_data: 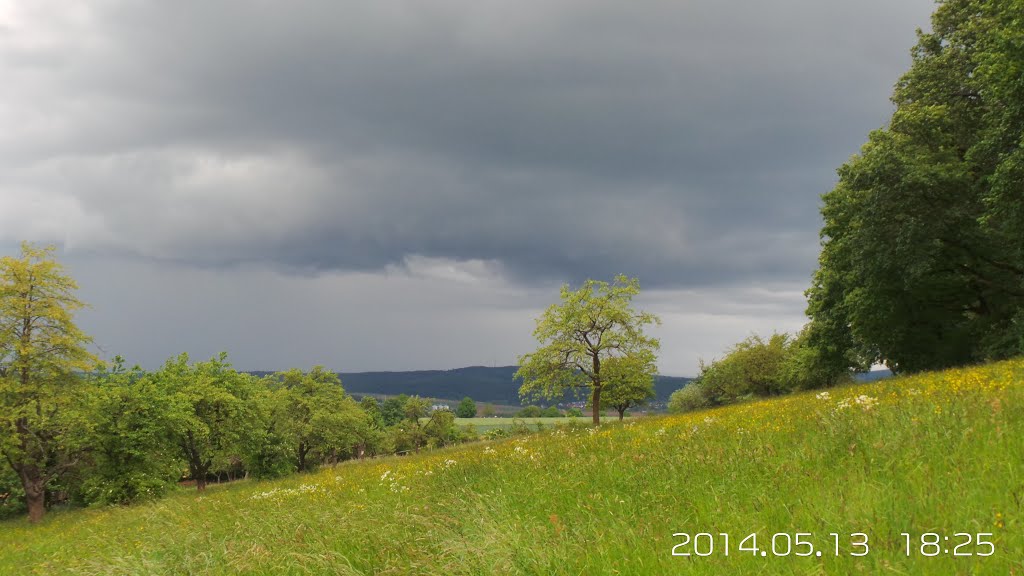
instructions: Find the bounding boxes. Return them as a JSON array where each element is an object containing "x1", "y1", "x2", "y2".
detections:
[{"x1": 2, "y1": 359, "x2": 1021, "y2": 575}]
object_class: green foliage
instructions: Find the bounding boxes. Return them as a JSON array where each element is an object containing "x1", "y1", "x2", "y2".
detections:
[
  {"x1": 808, "y1": 0, "x2": 1024, "y2": 374},
  {"x1": 403, "y1": 396, "x2": 429, "y2": 423},
  {"x1": 667, "y1": 384, "x2": 711, "y2": 414},
  {"x1": 685, "y1": 331, "x2": 854, "y2": 411},
  {"x1": 77, "y1": 358, "x2": 182, "y2": 505},
  {"x1": 482, "y1": 428, "x2": 509, "y2": 440},
  {"x1": 272, "y1": 367, "x2": 369, "y2": 471},
  {"x1": 0, "y1": 243, "x2": 98, "y2": 521},
  {"x1": 360, "y1": 397, "x2": 385, "y2": 429},
  {"x1": 383, "y1": 424, "x2": 426, "y2": 455},
  {"x1": 150, "y1": 353, "x2": 268, "y2": 490},
  {"x1": 597, "y1": 355, "x2": 656, "y2": 419},
  {"x1": 0, "y1": 464, "x2": 25, "y2": 519},
  {"x1": 564, "y1": 407, "x2": 583, "y2": 417},
  {"x1": 516, "y1": 405, "x2": 543, "y2": 418},
  {"x1": 540, "y1": 406, "x2": 562, "y2": 418},
  {"x1": 455, "y1": 396, "x2": 477, "y2": 418},
  {"x1": 698, "y1": 333, "x2": 792, "y2": 402},
  {"x1": 381, "y1": 395, "x2": 409, "y2": 427},
  {"x1": 245, "y1": 415, "x2": 294, "y2": 480},
  {"x1": 422, "y1": 409, "x2": 459, "y2": 447},
  {"x1": 516, "y1": 275, "x2": 660, "y2": 424},
  {"x1": 4, "y1": 359, "x2": 1020, "y2": 575}
]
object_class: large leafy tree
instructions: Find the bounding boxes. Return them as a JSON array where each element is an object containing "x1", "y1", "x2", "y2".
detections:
[
  {"x1": 808, "y1": 0, "x2": 1024, "y2": 373},
  {"x1": 273, "y1": 367, "x2": 369, "y2": 471},
  {"x1": 152, "y1": 353, "x2": 266, "y2": 490},
  {"x1": 516, "y1": 275, "x2": 660, "y2": 425},
  {"x1": 0, "y1": 243, "x2": 98, "y2": 522}
]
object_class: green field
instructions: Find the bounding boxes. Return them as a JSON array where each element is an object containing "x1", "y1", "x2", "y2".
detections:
[{"x1": 1, "y1": 359, "x2": 1021, "y2": 575}]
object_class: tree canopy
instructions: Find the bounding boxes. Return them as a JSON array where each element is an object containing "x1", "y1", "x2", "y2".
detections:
[
  {"x1": 516, "y1": 275, "x2": 660, "y2": 425},
  {"x1": 151, "y1": 353, "x2": 267, "y2": 491},
  {"x1": 455, "y1": 397, "x2": 477, "y2": 418},
  {"x1": 272, "y1": 367, "x2": 368, "y2": 471},
  {"x1": 594, "y1": 354, "x2": 656, "y2": 420},
  {"x1": 807, "y1": 0, "x2": 1024, "y2": 374}
]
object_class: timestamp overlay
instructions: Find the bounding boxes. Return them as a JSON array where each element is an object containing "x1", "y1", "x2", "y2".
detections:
[{"x1": 666, "y1": 529, "x2": 1018, "y2": 573}]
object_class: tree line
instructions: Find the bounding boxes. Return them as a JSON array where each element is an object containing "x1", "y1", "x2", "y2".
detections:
[
  {"x1": 0, "y1": 244, "x2": 664, "y2": 522},
  {"x1": 0, "y1": 244, "x2": 481, "y2": 522}
]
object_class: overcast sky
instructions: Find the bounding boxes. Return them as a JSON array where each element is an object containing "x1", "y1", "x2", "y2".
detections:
[{"x1": 0, "y1": 0, "x2": 936, "y2": 375}]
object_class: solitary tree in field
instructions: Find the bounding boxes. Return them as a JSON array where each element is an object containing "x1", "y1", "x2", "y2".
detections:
[
  {"x1": 0, "y1": 243, "x2": 97, "y2": 522},
  {"x1": 455, "y1": 396, "x2": 477, "y2": 418},
  {"x1": 516, "y1": 275, "x2": 660, "y2": 425}
]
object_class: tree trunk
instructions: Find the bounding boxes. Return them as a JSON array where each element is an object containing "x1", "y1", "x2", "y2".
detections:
[
  {"x1": 11, "y1": 420, "x2": 49, "y2": 522},
  {"x1": 15, "y1": 463, "x2": 47, "y2": 523},
  {"x1": 298, "y1": 442, "x2": 307, "y2": 472},
  {"x1": 25, "y1": 480, "x2": 45, "y2": 523},
  {"x1": 591, "y1": 385, "x2": 602, "y2": 425},
  {"x1": 183, "y1": 432, "x2": 208, "y2": 491},
  {"x1": 617, "y1": 407, "x2": 626, "y2": 421}
]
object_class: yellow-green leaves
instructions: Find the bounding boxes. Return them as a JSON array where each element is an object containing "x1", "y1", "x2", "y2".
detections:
[{"x1": 0, "y1": 242, "x2": 98, "y2": 521}]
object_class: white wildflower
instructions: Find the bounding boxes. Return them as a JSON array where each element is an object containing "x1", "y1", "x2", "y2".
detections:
[{"x1": 854, "y1": 395, "x2": 878, "y2": 410}]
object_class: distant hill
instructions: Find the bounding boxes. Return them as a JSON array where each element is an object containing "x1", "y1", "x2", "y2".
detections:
[
  {"x1": 252, "y1": 366, "x2": 692, "y2": 406},
  {"x1": 246, "y1": 366, "x2": 891, "y2": 406}
]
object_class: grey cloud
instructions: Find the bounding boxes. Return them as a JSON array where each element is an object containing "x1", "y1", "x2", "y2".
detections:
[
  {"x1": 65, "y1": 252, "x2": 810, "y2": 374},
  {"x1": 0, "y1": 0, "x2": 936, "y2": 289}
]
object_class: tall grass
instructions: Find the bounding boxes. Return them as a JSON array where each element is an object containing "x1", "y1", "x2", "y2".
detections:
[{"x1": 2, "y1": 359, "x2": 1021, "y2": 575}]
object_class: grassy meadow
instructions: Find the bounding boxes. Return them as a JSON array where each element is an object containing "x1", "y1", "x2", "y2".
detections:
[{"x1": 1, "y1": 359, "x2": 1021, "y2": 575}]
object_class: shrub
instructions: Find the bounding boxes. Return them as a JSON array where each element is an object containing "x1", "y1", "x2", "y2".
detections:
[{"x1": 668, "y1": 384, "x2": 711, "y2": 414}]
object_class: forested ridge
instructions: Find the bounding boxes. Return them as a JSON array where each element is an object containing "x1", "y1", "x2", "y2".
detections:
[{"x1": 247, "y1": 367, "x2": 692, "y2": 405}]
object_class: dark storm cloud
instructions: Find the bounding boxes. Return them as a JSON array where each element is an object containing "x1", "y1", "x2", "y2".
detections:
[{"x1": 0, "y1": 0, "x2": 936, "y2": 288}]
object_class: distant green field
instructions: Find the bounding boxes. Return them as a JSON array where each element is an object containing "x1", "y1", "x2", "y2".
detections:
[
  {"x1": 420, "y1": 416, "x2": 634, "y2": 433},
  {"x1": 459, "y1": 416, "x2": 608, "y2": 432},
  {"x1": 2, "y1": 359, "x2": 1021, "y2": 574}
]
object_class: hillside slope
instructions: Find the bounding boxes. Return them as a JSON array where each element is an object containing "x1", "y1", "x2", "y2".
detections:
[{"x1": 2, "y1": 359, "x2": 1020, "y2": 575}]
